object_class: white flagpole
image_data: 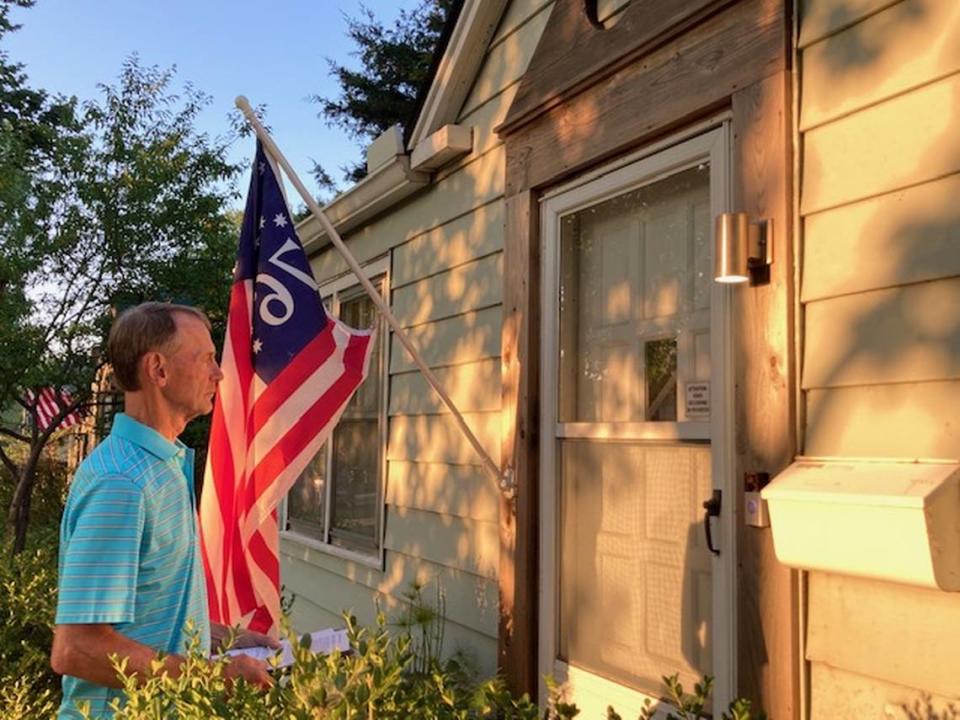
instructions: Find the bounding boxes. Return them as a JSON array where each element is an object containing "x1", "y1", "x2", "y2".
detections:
[{"x1": 235, "y1": 96, "x2": 504, "y2": 486}]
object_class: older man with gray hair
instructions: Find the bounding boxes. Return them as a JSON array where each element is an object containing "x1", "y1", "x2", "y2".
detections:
[{"x1": 51, "y1": 302, "x2": 276, "y2": 719}]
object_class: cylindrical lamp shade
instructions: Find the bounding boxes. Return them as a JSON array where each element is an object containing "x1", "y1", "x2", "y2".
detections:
[{"x1": 714, "y1": 212, "x2": 749, "y2": 283}]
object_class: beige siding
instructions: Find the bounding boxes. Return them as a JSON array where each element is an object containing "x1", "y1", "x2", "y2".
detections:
[
  {"x1": 810, "y1": 663, "x2": 960, "y2": 720},
  {"x1": 384, "y1": 507, "x2": 499, "y2": 581},
  {"x1": 390, "y1": 359, "x2": 502, "y2": 415},
  {"x1": 800, "y1": 0, "x2": 903, "y2": 47},
  {"x1": 489, "y1": 0, "x2": 552, "y2": 49},
  {"x1": 802, "y1": 174, "x2": 960, "y2": 302},
  {"x1": 807, "y1": 573, "x2": 960, "y2": 698},
  {"x1": 392, "y1": 199, "x2": 503, "y2": 287},
  {"x1": 389, "y1": 306, "x2": 502, "y2": 374},
  {"x1": 803, "y1": 278, "x2": 960, "y2": 389},
  {"x1": 282, "y1": 0, "x2": 550, "y2": 669},
  {"x1": 800, "y1": 0, "x2": 960, "y2": 130},
  {"x1": 802, "y1": 71, "x2": 960, "y2": 215},
  {"x1": 459, "y1": 0, "x2": 553, "y2": 117},
  {"x1": 310, "y1": 145, "x2": 506, "y2": 284},
  {"x1": 387, "y1": 412, "x2": 501, "y2": 465},
  {"x1": 281, "y1": 545, "x2": 498, "y2": 636},
  {"x1": 386, "y1": 461, "x2": 499, "y2": 522},
  {"x1": 805, "y1": 381, "x2": 960, "y2": 458},
  {"x1": 799, "y1": 1, "x2": 960, "y2": 712},
  {"x1": 391, "y1": 252, "x2": 503, "y2": 328}
]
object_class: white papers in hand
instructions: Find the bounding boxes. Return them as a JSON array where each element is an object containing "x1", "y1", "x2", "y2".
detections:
[{"x1": 223, "y1": 627, "x2": 349, "y2": 669}]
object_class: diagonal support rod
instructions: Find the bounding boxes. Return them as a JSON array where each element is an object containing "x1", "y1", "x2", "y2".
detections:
[{"x1": 235, "y1": 96, "x2": 505, "y2": 490}]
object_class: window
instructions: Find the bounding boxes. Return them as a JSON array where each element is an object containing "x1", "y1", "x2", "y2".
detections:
[{"x1": 284, "y1": 261, "x2": 389, "y2": 561}]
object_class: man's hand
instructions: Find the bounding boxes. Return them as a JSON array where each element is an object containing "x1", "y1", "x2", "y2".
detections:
[
  {"x1": 223, "y1": 654, "x2": 273, "y2": 690},
  {"x1": 211, "y1": 621, "x2": 282, "y2": 652}
]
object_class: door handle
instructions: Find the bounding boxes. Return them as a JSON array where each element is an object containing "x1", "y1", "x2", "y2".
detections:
[{"x1": 702, "y1": 489, "x2": 722, "y2": 556}]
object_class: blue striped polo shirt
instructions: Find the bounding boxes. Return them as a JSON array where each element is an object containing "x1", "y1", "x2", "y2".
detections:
[{"x1": 56, "y1": 413, "x2": 210, "y2": 719}]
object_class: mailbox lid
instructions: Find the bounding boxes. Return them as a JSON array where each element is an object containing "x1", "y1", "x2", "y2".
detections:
[
  {"x1": 761, "y1": 457, "x2": 960, "y2": 590},
  {"x1": 761, "y1": 458, "x2": 960, "y2": 509}
]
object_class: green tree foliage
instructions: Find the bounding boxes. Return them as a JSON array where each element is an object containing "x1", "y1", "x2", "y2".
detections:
[
  {"x1": 310, "y1": 0, "x2": 454, "y2": 189},
  {"x1": 0, "y1": 20, "x2": 242, "y2": 552}
]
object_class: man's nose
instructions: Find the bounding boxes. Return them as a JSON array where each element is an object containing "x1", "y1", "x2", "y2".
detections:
[{"x1": 213, "y1": 364, "x2": 225, "y2": 383}]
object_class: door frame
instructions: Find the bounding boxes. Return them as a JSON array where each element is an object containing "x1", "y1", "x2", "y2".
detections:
[{"x1": 538, "y1": 125, "x2": 738, "y2": 714}]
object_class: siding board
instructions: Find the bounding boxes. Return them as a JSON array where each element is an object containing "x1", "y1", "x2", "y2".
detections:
[
  {"x1": 489, "y1": 0, "x2": 553, "y2": 49},
  {"x1": 389, "y1": 306, "x2": 502, "y2": 374},
  {"x1": 802, "y1": 173, "x2": 960, "y2": 302},
  {"x1": 390, "y1": 359, "x2": 502, "y2": 415},
  {"x1": 392, "y1": 253, "x2": 503, "y2": 328},
  {"x1": 392, "y1": 201, "x2": 504, "y2": 288},
  {"x1": 810, "y1": 662, "x2": 960, "y2": 719},
  {"x1": 281, "y1": 542, "x2": 498, "y2": 636},
  {"x1": 801, "y1": 71, "x2": 960, "y2": 215},
  {"x1": 386, "y1": 460, "x2": 500, "y2": 522},
  {"x1": 805, "y1": 381, "x2": 960, "y2": 458},
  {"x1": 803, "y1": 277, "x2": 960, "y2": 389},
  {"x1": 807, "y1": 572, "x2": 960, "y2": 698},
  {"x1": 799, "y1": 0, "x2": 903, "y2": 48},
  {"x1": 387, "y1": 412, "x2": 502, "y2": 465},
  {"x1": 311, "y1": 145, "x2": 505, "y2": 283},
  {"x1": 384, "y1": 506, "x2": 500, "y2": 580},
  {"x1": 460, "y1": 2, "x2": 551, "y2": 118},
  {"x1": 800, "y1": 0, "x2": 960, "y2": 131}
]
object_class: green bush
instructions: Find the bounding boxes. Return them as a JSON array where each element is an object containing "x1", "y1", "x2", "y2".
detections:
[
  {"x1": 0, "y1": 533, "x2": 61, "y2": 718},
  {"x1": 618, "y1": 674, "x2": 767, "y2": 720},
  {"x1": 87, "y1": 612, "x2": 570, "y2": 720}
]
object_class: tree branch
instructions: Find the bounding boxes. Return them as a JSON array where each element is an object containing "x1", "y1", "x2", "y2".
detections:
[
  {"x1": 0, "y1": 443, "x2": 19, "y2": 481},
  {"x1": 0, "y1": 427, "x2": 30, "y2": 444}
]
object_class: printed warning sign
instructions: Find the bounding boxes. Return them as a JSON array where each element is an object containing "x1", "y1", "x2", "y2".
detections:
[{"x1": 685, "y1": 382, "x2": 710, "y2": 419}]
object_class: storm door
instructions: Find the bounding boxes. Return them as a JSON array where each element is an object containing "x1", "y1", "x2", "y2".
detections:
[{"x1": 539, "y1": 128, "x2": 737, "y2": 717}]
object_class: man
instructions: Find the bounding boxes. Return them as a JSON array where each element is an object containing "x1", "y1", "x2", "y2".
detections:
[{"x1": 51, "y1": 302, "x2": 277, "y2": 719}]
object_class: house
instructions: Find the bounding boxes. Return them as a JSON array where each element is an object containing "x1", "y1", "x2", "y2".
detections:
[{"x1": 282, "y1": 0, "x2": 960, "y2": 717}]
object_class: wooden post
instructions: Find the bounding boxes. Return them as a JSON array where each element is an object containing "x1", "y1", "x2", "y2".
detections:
[
  {"x1": 499, "y1": 187, "x2": 540, "y2": 697},
  {"x1": 731, "y1": 69, "x2": 800, "y2": 719}
]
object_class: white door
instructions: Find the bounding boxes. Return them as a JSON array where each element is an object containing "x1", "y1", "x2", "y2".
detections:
[{"x1": 539, "y1": 128, "x2": 737, "y2": 718}]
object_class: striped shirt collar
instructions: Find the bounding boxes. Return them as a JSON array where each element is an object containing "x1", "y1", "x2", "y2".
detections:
[{"x1": 111, "y1": 412, "x2": 188, "y2": 462}]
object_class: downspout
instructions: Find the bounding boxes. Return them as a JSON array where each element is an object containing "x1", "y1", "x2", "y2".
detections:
[{"x1": 790, "y1": 1, "x2": 810, "y2": 718}]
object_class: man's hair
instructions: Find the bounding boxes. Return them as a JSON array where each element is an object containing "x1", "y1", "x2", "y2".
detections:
[{"x1": 107, "y1": 302, "x2": 212, "y2": 392}]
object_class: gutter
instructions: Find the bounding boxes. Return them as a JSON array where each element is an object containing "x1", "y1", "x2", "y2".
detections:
[{"x1": 297, "y1": 137, "x2": 429, "y2": 255}]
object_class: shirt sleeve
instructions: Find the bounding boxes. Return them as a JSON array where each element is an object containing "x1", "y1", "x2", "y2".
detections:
[{"x1": 55, "y1": 475, "x2": 146, "y2": 625}]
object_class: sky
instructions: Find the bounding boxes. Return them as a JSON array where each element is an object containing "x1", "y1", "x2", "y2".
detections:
[{"x1": 5, "y1": 0, "x2": 422, "y2": 206}]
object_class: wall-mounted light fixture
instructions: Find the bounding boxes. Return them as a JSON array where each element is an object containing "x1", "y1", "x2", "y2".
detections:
[{"x1": 714, "y1": 213, "x2": 773, "y2": 285}]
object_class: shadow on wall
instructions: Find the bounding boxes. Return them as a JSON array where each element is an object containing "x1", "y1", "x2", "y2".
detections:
[
  {"x1": 800, "y1": 0, "x2": 960, "y2": 459},
  {"x1": 901, "y1": 694, "x2": 960, "y2": 720}
]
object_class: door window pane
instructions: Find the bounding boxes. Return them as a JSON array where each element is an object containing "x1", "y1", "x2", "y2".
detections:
[
  {"x1": 558, "y1": 440, "x2": 713, "y2": 694},
  {"x1": 558, "y1": 165, "x2": 710, "y2": 423}
]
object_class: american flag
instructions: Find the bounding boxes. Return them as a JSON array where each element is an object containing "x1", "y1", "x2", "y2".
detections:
[
  {"x1": 24, "y1": 387, "x2": 83, "y2": 433},
  {"x1": 199, "y1": 142, "x2": 376, "y2": 635}
]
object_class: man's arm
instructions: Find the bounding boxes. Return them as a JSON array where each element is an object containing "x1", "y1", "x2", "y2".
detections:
[{"x1": 51, "y1": 623, "x2": 272, "y2": 689}]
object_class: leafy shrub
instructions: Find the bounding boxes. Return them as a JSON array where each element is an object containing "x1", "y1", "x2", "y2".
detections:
[
  {"x1": 0, "y1": 533, "x2": 61, "y2": 718},
  {"x1": 88, "y1": 612, "x2": 575, "y2": 720},
  {"x1": 610, "y1": 674, "x2": 767, "y2": 720}
]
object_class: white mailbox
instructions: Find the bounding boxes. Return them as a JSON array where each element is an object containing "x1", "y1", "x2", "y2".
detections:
[{"x1": 761, "y1": 458, "x2": 960, "y2": 590}]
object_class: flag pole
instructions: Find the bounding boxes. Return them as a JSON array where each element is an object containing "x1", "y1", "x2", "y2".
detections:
[{"x1": 235, "y1": 96, "x2": 505, "y2": 488}]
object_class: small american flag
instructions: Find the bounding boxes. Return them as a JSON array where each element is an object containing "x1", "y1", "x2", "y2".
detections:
[
  {"x1": 199, "y1": 142, "x2": 375, "y2": 635},
  {"x1": 24, "y1": 387, "x2": 83, "y2": 433}
]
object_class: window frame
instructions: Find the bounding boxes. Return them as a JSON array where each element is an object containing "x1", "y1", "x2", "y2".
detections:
[{"x1": 280, "y1": 254, "x2": 391, "y2": 570}]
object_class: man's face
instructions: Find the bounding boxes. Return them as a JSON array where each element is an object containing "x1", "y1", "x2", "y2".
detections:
[{"x1": 160, "y1": 313, "x2": 224, "y2": 422}]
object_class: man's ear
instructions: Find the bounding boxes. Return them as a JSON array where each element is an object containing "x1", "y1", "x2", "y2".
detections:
[{"x1": 140, "y1": 351, "x2": 168, "y2": 388}]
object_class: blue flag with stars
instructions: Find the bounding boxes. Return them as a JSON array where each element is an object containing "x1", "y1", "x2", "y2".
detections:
[{"x1": 236, "y1": 141, "x2": 327, "y2": 383}]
